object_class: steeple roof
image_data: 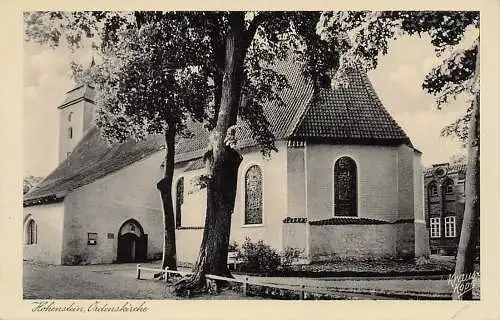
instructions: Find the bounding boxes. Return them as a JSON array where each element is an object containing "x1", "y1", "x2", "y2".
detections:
[{"x1": 58, "y1": 84, "x2": 96, "y2": 110}]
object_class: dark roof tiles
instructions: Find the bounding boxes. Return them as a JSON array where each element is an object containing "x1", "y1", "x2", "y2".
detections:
[
  {"x1": 309, "y1": 217, "x2": 390, "y2": 225},
  {"x1": 294, "y1": 68, "x2": 411, "y2": 145}
]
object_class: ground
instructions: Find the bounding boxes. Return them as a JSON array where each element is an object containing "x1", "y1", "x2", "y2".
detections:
[
  {"x1": 23, "y1": 258, "x2": 479, "y2": 300},
  {"x1": 23, "y1": 261, "x2": 256, "y2": 300}
]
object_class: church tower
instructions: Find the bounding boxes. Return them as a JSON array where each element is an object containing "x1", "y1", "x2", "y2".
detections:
[{"x1": 58, "y1": 83, "x2": 96, "y2": 162}]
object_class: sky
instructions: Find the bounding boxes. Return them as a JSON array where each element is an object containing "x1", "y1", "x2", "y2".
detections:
[{"x1": 23, "y1": 34, "x2": 467, "y2": 178}]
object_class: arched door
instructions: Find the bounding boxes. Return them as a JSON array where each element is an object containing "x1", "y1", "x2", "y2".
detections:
[
  {"x1": 334, "y1": 157, "x2": 357, "y2": 217},
  {"x1": 117, "y1": 219, "x2": 148, "y2": 263}
]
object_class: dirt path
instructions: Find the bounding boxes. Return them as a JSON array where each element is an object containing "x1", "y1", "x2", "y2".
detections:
[{"x1": 23, "y1": 261, "x2": 256, "y2": 300}]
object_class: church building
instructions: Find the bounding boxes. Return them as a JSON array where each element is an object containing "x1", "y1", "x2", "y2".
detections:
[{"x1": 23, "y1": 62, "x2": 430, "y2": 265}]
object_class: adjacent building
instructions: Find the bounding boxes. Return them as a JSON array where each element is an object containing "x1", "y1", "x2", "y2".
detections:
[{"x1": 424, "y1": 162, "x2": 467, "y2": 255}]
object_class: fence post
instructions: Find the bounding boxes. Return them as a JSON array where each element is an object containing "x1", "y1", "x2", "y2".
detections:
[
  {"x1": 136, "y1": 264, "x2": 141, "y2": 280},
  {"x1": 165, "y1": 267, "x2": 169, "y2": 282},
  {"x1": 243, "y1": 276, "x2": 248, "y2": 296},
  {"x1": 299, "y1": 284, "x2": 305, "y2": 300}
]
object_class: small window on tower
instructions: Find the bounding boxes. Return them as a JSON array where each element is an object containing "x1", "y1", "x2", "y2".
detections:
[
  {"x1": 68, "y1": 112, "x2": 73, "y2": 122},
  {"x1": 68, "y1": 127, "x2": 73, "y2": 139}
]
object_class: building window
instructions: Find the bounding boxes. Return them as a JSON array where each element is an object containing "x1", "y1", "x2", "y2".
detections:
[
  {"x1": 26, "y1": 219, "x2": 37, "y2": 245},
  {"x1": 244, "y1": 165, "x2": 263, "y2": 225},
  {"x1": 430, "y1": 217, "x2": 441, "y2": 238},
  {"x1": 445, "y1": 216, "x2": 456, "y2": 238},
  {"x1": 333, "y1": 156, "x2": 357, "y2": 217},
  {"x1": 68, "y1": 112, "x2": 73, "y2": 122},
  {"x1": 443, "y1": 178, "x2": 454, "y2": 194},
  {"x1": 68, "y1": 127, "x2": 73, "y2": 139},
  {"x1": 428, "y1": 181, "x2": 438, "y2": 197},
  {"x1": 458, "y1": 171, "x2": 466, "y2": 180},
  {"x1": 87, "y1": 233, "x2": 97, "y2": 245},
  {"x1": 175, "y1": 177, "x2": 184, "y2": 228}
]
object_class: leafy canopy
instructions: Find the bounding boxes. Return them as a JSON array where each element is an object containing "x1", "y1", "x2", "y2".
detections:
[
  {"x1": 319, "y1": 11, "x2": 479, "y2": 143},
  {"x1": 25, "y1": 11, "x2": 350, "y2": 154}
]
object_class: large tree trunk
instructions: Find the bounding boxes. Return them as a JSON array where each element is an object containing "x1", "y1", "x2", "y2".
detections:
[
  {"x1": 452, "y1": 45, "x2": 480, "y2": 300},
  {"x1": 174, "y1": 12, "x2": 246, "y2": 296},
  {"x1": 157, "y1": 124, "x2": 178, "y2": 271}
]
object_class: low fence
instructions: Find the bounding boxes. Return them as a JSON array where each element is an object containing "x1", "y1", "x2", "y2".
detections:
[{"x1": 135, "y1": 264, "x2": 388, "y2": 299}]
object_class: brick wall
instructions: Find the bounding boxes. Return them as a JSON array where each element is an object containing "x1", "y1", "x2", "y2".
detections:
[{"x1": 424, "y1": 168, "x2": 466, "y2": 255}]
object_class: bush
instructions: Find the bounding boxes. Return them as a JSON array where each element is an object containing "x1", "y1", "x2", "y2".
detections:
[
  {"x1": 228, "y1": 240, "x2": 239, "y2": 252},
  {"x1": 281, "y1": 247, "x2": 304, "y2": 266},
  {"x1": 237, "y1": 237, "x2": 280, "y2": 273}
]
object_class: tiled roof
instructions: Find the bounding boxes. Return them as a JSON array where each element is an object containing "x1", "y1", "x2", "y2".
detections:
[
  {"x1": 24, "y1": 127, "x2": 165, "y2": 205},
  {"x1": 283, "y1": 217, "x2": 308, "y2": 223},
  {"x1": 293, "y1": 67, "x2": 411, "y2": 146},
  {"x1": 309, "y1": 217, "x2": 390, "y2": 225},
  {"x1": 24, "y1": 61, "x2": 413, "y2": 205}
]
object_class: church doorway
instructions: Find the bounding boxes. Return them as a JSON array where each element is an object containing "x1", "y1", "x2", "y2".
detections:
[{"x1": 117, "y1": 219, "x2": 148, "y2": 263}]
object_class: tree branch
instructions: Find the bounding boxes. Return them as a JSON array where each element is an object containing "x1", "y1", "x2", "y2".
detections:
[{"x1": 244, "y1": 12, "x2": 272, "y2": 50}]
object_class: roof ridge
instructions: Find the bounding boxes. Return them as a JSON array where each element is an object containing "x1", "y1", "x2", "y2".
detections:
[{"x1": 286, "y1": 84, "x2": 315, "y2": 138}]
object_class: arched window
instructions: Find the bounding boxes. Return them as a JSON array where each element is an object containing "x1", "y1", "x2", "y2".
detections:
[
  {"x1": 68, "y1": 127, "x2": 73, "y2": 139},
  {"x1": 334, "y1": 156, "x2": 357, "y2": 217},
  {"x1": 443, "y1": 178, "x2": 454, "y2": 194},
  {"x1": 26, "y1": 219, "x2": 37, "y2": 245},
  {"x1": 175, "y1": 177, "x2": 184, "y2": 228},
  {"x1": 428, "y1": 181, "x2": 438, "y2": 197},
  {"x1": 68, "y1": 112, "x2": 73, "y2": 122},
  {"x1": 244, "y1": 165, "x2": 263, "y2": 225}
]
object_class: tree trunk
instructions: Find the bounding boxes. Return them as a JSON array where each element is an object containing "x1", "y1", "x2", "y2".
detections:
[
  {"x1": 174, "y1": 12, "x2": 246, "y2": 296},
  {"x1": 157, "y1": 124, "x2": 178, "y2": 271},
  {"x1": 452, "y1": 45, "x2": 480, "y2": 300}
]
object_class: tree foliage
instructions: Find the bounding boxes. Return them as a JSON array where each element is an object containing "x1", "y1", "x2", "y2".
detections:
[
  {"x1": 24, "y1": 10, "x2": 370, "y2": 295},
  {"x1": 320, "y1": 11, "x2": 479, "y2": 143}
]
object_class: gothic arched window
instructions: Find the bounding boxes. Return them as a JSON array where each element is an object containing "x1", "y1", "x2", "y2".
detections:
[
  {"x1": 443, "y1": 178, "x2": 454, "y2": 194},
  {"x1": 175, "y1": 177, "x2": 184, "y2": 228},
  {"x1": 333, "y1": 156, "x2": 357, "y2": 217},
  {"x1": 244, "y1": 165, "x2": 263, "y2": 225},
  {"x1": 428, "y1": 181, "x2": 438, "y2": 197},
  {"x1": 26, "y1": 219, "x2": 37, "y2": 245}
]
